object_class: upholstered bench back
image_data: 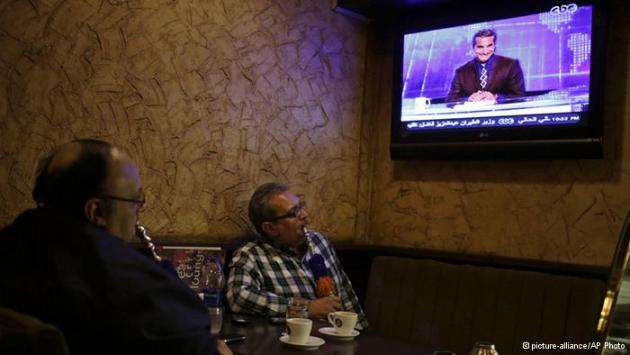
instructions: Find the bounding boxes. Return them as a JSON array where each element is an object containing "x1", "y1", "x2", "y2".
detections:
[{"x1": 364, "y1": 256, "x2": 606, "y2": 355}]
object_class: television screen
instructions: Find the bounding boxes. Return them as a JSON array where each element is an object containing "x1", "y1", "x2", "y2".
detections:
[{"x1": 390, "y1": 1, "x2": 605, "y2": 159}]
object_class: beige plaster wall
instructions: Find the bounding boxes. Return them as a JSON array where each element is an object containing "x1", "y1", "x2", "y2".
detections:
[
  {"x1": 1, "y1": 0, "x2": 628, "y2": 267},
  {"x1": 363, "y1": 0, "x2": 630, "y2": 266},
  {"x1": 0, "y1": 0, "x2": 368, "y2": 241}
]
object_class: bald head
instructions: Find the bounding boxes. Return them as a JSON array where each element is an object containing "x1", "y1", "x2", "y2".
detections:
[
  {"x1": 32, "y1": 139, "x2": 144, "y2": 241},
  {"x1": 46, "y1": 141, "x2": 85, "y2": 174},
  {"x1": 33, "y1": 139, "x2": 113, "y2": 212}
]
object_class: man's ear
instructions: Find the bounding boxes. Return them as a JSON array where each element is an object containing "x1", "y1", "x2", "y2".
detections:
[
  {"x1": 84, "y1": 198, "x2": 108, "y2": 228},
  {"x1": 261, "y1": 221, "x2": 276, "y2": 237}
]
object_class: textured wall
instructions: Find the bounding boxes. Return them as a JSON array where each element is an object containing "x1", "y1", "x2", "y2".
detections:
[
  {"x1": 364, "y1": 0, "x2": 630, "y2": 266},
  {"x1": 2, "y1": 0, "x2": 629, "y2": 266},
  {"x1": 0, "y1": 0, "x2": 368, "y2": 240}
]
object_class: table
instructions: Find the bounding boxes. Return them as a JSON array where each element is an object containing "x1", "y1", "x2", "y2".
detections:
[{"x1": 220, "y1": 314, "x2": 429, "y2": 355}]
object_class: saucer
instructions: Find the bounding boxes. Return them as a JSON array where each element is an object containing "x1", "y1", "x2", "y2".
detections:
[
  {"x1": 279, "y1": 335, "x2": 325, "y2": 350},
  {"x1": 318, "y1": 327, "x2": 360, "y2": 340}
]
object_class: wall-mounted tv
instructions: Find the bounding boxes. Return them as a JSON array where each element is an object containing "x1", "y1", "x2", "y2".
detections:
[{"x1": 390, "y1": 0, "x2": 607, "y2": 159}]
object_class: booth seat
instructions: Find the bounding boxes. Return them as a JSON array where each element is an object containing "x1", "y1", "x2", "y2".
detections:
[{"x1": 362, "y1": 255, "x2": 605, "y2": 355}]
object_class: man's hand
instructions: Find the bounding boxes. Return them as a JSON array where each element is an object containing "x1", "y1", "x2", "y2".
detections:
[
  {"x1": 468, "y1": 90, "x2": 497, "y2": 102},
  {"x1": 308, "y1": 295, "x2": 342, "y2": 319},
  {"x1": 478, "y1": 91, "x2": 497, "y2": 101},
  {"x1": 217, "y1": 340, "x2": 234, "y2": 355}
]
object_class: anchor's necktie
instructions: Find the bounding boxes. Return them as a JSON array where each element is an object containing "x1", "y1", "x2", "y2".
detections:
[{"x1": 480, "y1": 63, "x2": 488, "y2": 89}]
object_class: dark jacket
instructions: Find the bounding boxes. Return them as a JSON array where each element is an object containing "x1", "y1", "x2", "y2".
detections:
[
  {"x1": 0, "y1": 208, "x2": 217, "y2": 355},
  {"x1": 446, "y1": 55, "x2": 525, "y2": 105}
]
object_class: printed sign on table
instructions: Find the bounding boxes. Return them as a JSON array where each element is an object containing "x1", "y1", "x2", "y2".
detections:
[{"x1": 156, "y1": 245, "x2": 224, "y2": 293}]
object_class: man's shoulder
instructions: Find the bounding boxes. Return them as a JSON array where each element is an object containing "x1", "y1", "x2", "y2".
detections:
[
  {"x1": 232, "y1": 239, "x2": 275, "y2": 258},
  {"x1": 2, "y1": 208, "x2": 53, "y2": 233},
  {"x1": 494, "y1": 55, "x2": 518, "y2": 65},
  {"x1": 0, "y1": 210, "x2": 29, "y2": 241},
  {"x1": 234, "y1": 240, "x2": 260, "y2": 253},
  {"x1": 454, "y1": 60, "x2": 476, "y2": 74},
  {"x1": 308, "y1": 230, "x2": 334, "y2": 251},
  {"x1": 308, "y1": 230, "x2": 329, "y2": 242},
  {"x1": 1, "y1": 208, "x2": 90, "y2": 248},
  {"x1": 229, "y1": 239, "x2": 286, "y2": 271}
]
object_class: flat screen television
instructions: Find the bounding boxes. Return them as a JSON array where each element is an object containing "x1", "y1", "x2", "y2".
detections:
[{"x1": 390, "y1": 0, "x2": 607, "y2": 159}]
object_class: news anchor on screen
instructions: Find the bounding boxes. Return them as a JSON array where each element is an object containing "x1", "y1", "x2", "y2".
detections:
[{"x1": 446, "y1": 29, "x2": 525, "y2": 107}]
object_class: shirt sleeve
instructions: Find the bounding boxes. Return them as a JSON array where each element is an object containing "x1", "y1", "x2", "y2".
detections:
[
  {"x1": 226, "y1": 247, "x2": 288, "y2": 318},
  {"x1": 446, "y1": 68, "x2": 466, "y2": 106},
  {"x1": 508, "y1": 59, "x2": 526, "y2": 97},
  {"x1": 497, "y1": 58, "x2": 526, "y2": 102}
]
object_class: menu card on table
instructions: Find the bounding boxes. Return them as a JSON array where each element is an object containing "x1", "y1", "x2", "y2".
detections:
[{"x1": 156, "y1": 245, "x2": 225, "y2": 293}]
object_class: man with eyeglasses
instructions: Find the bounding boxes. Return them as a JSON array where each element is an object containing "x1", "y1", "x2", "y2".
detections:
[
  {"x1": 226, "y1": 182, "x2": 367, "y2": 329},
  {"x1": 0, "y1": 139, "x2": 232, "y2": 355}
]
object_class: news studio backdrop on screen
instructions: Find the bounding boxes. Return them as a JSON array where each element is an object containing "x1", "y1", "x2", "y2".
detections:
[{"x1": 400, "y1": 4, "x2": 592, "y2": 132}]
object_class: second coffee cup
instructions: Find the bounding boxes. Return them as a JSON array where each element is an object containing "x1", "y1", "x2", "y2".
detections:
[{"x1": 327, "y1": 311, "x2": 357, "y2": 336}]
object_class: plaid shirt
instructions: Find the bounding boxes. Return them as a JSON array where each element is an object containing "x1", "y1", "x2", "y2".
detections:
[{"x1": 226, "y1": 231, "x2": 368, "y2": 329}]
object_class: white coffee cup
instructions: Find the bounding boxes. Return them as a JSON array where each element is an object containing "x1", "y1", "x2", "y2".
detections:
[
  {"x1": 286, "y1": 318, "x2": 312, "y2": 345},
  {"x1": 414, "y1": 96, "x2": 431, "y2": 111},
  {"x1": 327, "y1": 311, "x2": 357, "y2": 336}
]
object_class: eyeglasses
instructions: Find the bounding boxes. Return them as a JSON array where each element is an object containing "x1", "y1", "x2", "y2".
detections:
[
  {"x1": 99, "y1": 194, "x2": 146, "y2": 210},
  {"x1": 268, "y1": 201, "x2": 307, "y2": 221}
]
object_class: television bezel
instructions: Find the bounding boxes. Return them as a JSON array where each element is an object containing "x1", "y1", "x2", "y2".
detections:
[{"x1": 389, "y1": 0, "x2": 607, "y2": 160}]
